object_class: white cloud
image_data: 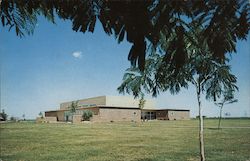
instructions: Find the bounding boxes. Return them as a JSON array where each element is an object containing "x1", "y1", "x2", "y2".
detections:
[{"x1": 72, "y1": 51, "x2": 82, "y2": 59}]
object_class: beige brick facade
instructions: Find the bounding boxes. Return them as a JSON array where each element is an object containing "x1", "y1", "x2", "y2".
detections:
[
  {"x1": 72, "y1": 115, "x2": 82, "y2": 123},
  {"x1": 96, "y1": 108, "x2": 141, "y2": 122},
  {"x1": 59, "y1": 96, "x2": 156, "y2": 110},
  {"x1": 45, "y1": 117, "x2": 57, "y2": 123},
  {"x1": 44, "y1": 96, "x2": 190, "y2": 123},
  {"x1": 167, "y1": 110, "x2": 190, "y2": 120},
  {"x1": 105, "y1": 96, "x2": 156, "y2": 109},
  {"x1": 60, "y1": 96, "x2": 106, "y2": 110}
]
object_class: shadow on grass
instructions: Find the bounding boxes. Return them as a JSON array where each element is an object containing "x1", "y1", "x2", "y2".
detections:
[
  {"x1": 136, "y1": 158, "x2": 154, "y2": 161},
  {"x1": 207, "y1": 127, "x2": 220, "y2": 130}
]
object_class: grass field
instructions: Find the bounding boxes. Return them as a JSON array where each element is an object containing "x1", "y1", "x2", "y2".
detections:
[{"x1": 0, "y1": 119, "x2": 250, "y2": 161}]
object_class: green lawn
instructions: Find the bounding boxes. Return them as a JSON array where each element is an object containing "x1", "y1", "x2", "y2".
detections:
[{"x1": 1, "y1": 119, "x2": 250, "y2": 161}]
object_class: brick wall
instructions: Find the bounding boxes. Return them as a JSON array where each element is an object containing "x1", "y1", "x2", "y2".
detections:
[
  {"x1": 73, "y1": 115, "x2": 82, "y2": 123},
  {"x1": 168, "y1": 110, "x2": 190, "y2": 120},
  {"x1": 57, "y1": 111, "x2": 65, "y2": 121},
  {"x1": 45, "y1": 111, "x2": 65, "y2": 121},
  {"x1": 94, "y1": 108, "x2": 141, "y2": 122},
  {"x1": 45, "y1": 117, "x2": 57, "y2": 123}
]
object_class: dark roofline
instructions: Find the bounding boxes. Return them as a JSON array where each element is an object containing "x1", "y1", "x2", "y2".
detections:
[
  {"x1": 45, "y1": 106, "x2": 190, "y2": 113},
  {"x1": 142, "y1": 109, "x2": 190, "y2": 111},
  {"x1": 98, "y1": 106, "x2": 139, "y2": 109},
  {"x1": 45, "y1": 106, "x2": 140, "y2": 113},
  {"x1": 45, "y1": 109, "x2": 68, "y2": 113}
]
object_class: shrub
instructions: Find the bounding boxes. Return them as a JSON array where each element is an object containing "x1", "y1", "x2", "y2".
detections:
[{"x1": 82, "y1": 110, "x2": 93, "y2": 121}]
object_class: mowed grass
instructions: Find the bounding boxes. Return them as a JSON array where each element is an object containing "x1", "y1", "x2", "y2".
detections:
[{"x1": 0, "y1": 119, "x2": 250, "y2": 161}]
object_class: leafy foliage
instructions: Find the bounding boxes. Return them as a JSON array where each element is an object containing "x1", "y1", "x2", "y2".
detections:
[
  {"x1": 138, "y1": 94, "x2": 146, "y2": 109},
  {"x1": 118, "y1": 48, "x2": 174, "y2": 97},
  {"x1": 38, "y1": 111, "x2": 43, "y2": 118},
  {"x1": 0, "y1": 109, "x2": 7, "y2": 121},
  {"x1": 1, "y1": 0, "x2": 249, "y2": 70},
  {"x1": 214, "y1": 89, "x2": 238, "y2": 129},
  {"x1": 69, "y1": 101, "x2": 79, "y2": 114},
  {"x1": 118, "y1": 20, "x2": 238, "y2": 104},
  {"x1": 215, "y1": 89, "x2": 238, "y2": 108},
  {"x1": 1, "y1": 0, "x2": 55, "y2": 37},
  {"x1": 117, "y1": 22, "x2": 239, "y2": 161},
  {"x1": 82, "y1": 110, "x2": 93, "y2": 121}
]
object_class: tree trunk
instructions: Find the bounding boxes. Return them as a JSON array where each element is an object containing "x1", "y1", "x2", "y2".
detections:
[
  {"x1": 218, "y1": 106, "x2": 223, "y2": 129},
  {"x1": 196, "y1": 85, "x2": 205, "y2": 161}
]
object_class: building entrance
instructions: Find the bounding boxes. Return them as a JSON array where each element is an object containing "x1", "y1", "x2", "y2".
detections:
[{"x1": 142, "y1": 111, "x2": 156, "y2": 120}]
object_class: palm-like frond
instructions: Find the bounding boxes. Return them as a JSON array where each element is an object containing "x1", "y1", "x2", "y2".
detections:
[
  {"x1": 204, "y1": 64, "x2": 238, "y2": 101},
  {"x1": 1, "y1": 0, "x2": 55, "y2": 37},
  {"x1": 117, "y1": 60, "x2": 155, "y2": 98},
  {"x1": 1, "y1": 1, "x2": 248, "y2": 69}
]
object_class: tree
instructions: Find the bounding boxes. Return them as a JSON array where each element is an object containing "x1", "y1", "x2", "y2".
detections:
[
  {"x1": 0, "y1": 109, "x2": 8, "y2": 121},
  {"x1": 22, "y1": 114, "x2": 25, "y2": 121},
  {"x1": 138, "y1": 94, "x2": 146, "y2": 122},
  {"x1": 118, "y1": 23, "x2": 238, "y2": 160},
  {"x1": 1, "y1": 1, "x2": 248, "y2": 160},
  {"x1": 38, "y1": 111, "x2": 43, "y2": 118},
  {"x1": 188, "y1": 57, "x2": 237, "y2": 161},
  {"x1": 119, "y1": 54, "x2": 238, "y2": 161},
  {"x1": 215, "y1": 90, "x2": 238, "y2": 129},
  {"x1": 138, "y1": 94, "x2": 146, "y2": 110},
  {"x1": 69, "y1": 101, "x2": 79, "y2": 114},
  {"x1": 1, "y1": 1, "x2": 249, "y2": 71}
]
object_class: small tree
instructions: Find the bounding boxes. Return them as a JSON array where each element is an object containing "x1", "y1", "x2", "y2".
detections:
[
  {"x1": 118, "y1": 26, "x2": 238, "y2": 160},
  {"x1": 38, "y1": 112, "x2": 43, "y2": 118},
  {"x1": 10, "y1": 116, "x2": 15, "y2": 121},
  {"x1": 138, "y1": 94, "x2": 146, "y2": 122},
  {"x1": 225, "y1": 112, "x2": 231, "y2": 117},
  {"x1": 82, "y1": 110, "x2": 93, "y2": 121},
  {"x1": 215, "y1": 90, "x2": 238, "y2": 129},
  {"x1": 0, "y1": 109, "x2": 8, "y2": 121},
  {"x1": 22, "y1": 114, "x2": 26, "y2": 121},
  {"x1": 69, "y1": 101, "x2": 79, "y2": 114}
]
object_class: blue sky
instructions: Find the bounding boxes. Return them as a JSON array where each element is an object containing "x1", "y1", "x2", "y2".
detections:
[{"x1": 1, "y1": 17, "x2": 249, "y2": 119}]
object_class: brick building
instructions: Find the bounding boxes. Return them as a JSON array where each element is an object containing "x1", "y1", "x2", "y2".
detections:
[{"x1": 45, "y1": 96, "x2": 190, "y2": 123}]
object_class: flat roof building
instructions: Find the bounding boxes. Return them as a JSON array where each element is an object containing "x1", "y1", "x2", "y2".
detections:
[
  {"x1": 44, "y1": 96, "x2": 190, "y2": 123},
  {"x1": 59, "y1": 95, "x2": 156, "y2": 110}
]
